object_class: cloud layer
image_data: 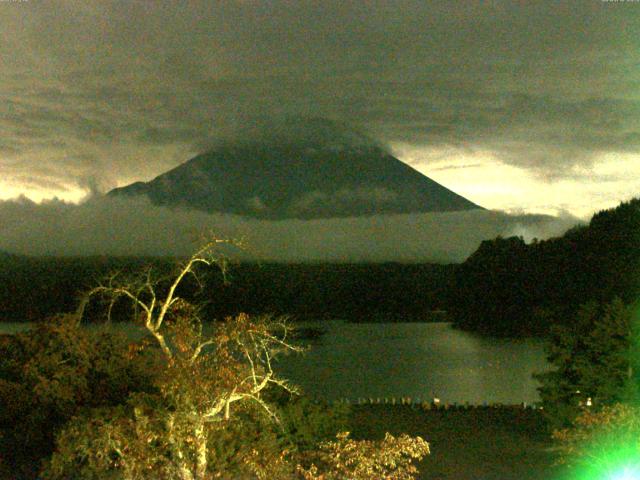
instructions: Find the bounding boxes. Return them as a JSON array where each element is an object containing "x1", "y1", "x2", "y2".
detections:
[
  {"x1": 0, "y1": 196, "x2": 578, "y2": 262},
  {"x1": 1, "y1": 0, "x2": 639, "y2": 207}
]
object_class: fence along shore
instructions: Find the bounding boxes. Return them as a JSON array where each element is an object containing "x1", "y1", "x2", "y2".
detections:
[{"x1": 322, "y1": 396, "x2": 542, "y2": 410}]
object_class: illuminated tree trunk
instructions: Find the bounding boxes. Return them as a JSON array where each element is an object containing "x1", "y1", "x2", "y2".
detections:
[
  {"x1": 194, "y1": 421, "x2": 208, "y2": 480},
  {"x1": 166, "y1": 413, "x2": 195, "y2": 480},
  {"x1": 177, "y1": 464, "x2": 194, "y2": 480}
]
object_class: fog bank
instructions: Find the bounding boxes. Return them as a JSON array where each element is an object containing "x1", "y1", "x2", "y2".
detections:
[{"x1": 0, "y1": 196, "x2": 579, "y2": 263}]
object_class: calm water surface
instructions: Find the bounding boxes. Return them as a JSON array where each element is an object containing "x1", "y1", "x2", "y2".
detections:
[
  {"x1": 1, "y1": 321, "x2": 548, "y2": 404},
  {"x1": 277, "y1": 321, "x2": 549, "y2": 404}
]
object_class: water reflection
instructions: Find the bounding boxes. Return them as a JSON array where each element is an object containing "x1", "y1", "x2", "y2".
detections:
[
  {"x1": 0, "y1": 321, "x2": 549, "y2": 404},
  {"x1": 275, "y1": 322, "x2": 549, "y2": 404}
]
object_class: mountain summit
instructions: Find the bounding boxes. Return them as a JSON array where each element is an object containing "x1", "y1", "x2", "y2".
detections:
[{"x1": 109, "y1": 118, "x2": 482, "y2": 219}]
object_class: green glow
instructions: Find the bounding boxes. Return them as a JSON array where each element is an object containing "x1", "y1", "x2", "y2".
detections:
[
  {"x1": 563, "y1": 285, "x2": 640, "y2": 480},
  {"x1": 610, "y1": 466, "x2": 640, "y2": 480},
  {"x1": 568, "y1": 446, "x2": 640, "y2": 480}
]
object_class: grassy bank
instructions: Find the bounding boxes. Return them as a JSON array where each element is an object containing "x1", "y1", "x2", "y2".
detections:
[{"x1": 350, "y1": 405, "x2": 561, "y2": 480}]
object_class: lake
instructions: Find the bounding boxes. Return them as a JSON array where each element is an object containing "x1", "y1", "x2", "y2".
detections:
[
  {"x1": 0, "y1": 321, "x2": 548, "y2": 404},
  {"x1": 275, "y1": 321, "x2": 549, "y2": 404}
]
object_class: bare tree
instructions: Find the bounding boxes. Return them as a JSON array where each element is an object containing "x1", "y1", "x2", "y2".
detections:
[
  {"x1": 46, "y1": 238, "x2": 430, "y2": 480},
  {"x1": 67, "y1": 238, "x2": 302, "y2": 480}
]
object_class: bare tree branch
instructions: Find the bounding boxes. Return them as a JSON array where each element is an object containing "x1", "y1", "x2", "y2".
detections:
[{"x1": 69, "y1": 237, "x2": 302, "y2": 480}]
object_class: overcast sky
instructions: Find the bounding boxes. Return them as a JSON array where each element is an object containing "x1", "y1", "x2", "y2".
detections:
[{"x1": 1, "y1": 0, "x2": 639, "y2": 218}]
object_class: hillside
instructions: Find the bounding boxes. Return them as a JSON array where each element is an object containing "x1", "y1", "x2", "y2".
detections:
[{"x1": 449, "y1": 198, "x2": 640, "y2": 336}]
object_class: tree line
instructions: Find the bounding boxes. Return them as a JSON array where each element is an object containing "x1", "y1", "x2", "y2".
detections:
[
  {"x1": 2, "y1": 198, "x2": 639, "y2": 339},
  {"x1": 449, "y1": 198, "x2": 640, "y2": 336},
  {"x1": 0, "y1": 258, "x2": 454, "y2": 323}
]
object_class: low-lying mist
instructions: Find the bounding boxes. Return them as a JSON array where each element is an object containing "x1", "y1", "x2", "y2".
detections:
[{"x1": 1, "y1": 196, "x2": 579, "y2": 263}]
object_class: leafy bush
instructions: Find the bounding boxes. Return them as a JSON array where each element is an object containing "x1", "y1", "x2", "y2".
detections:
[
  {"x1": 0, "y1": 315, "x2": 157, "y2": 479},
  {"x1": 277, "y1": 396, "x2": 350, "y2": 453}
]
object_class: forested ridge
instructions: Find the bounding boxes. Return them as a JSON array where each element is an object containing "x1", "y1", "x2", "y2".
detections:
[
  {"x1": 450, "y1": 197, "x2": 640, "y2": 335},
  {"x1": 2, "y1": 198, "x2": 638, "y2": 337},
  {"x1": 0, "y1": 258, "x2": 453, "y2": 323}
]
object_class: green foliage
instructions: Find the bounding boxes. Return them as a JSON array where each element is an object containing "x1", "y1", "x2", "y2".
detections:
[
  {"x1": 535, "y1": 298, "x2": 634, "y2": 428},
  {"x1": 204, "y1": 404, "x2": 294, "y2": 479},
  {"x1": 451, "y1": 235, "x2": 535, "y2": 335},
  {"x1": 0, "y1": 315, "x2": 157, "y2": 479},
  {"x1": 42, "y1": 404, "x2": 141, "y2": 480},
  {"x1": 0, "y1": 256, "x2": 158, "y2": 322},
  {"x1": 39, "y1": 306, "x2": 425, "y2": 480},
  {"x1": 274, "y1": 395, "x2": 351, "y2": 453}
]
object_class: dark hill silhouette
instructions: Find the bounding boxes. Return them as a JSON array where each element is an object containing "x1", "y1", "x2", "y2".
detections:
[
  {"x1": 449, "y1": 197, "x2": 640, "y2": 336},
  {"x1": 109, "y1": 118, "x2": 482, "y2": 219}
]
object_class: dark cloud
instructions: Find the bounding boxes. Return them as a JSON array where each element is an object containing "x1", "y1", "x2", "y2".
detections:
[
  {"x1": 0, "y1": 196, "x2": 578, "y2": 262},
  {"x1": 0, "y1": 0, "x2": 639, "y2": 196}
]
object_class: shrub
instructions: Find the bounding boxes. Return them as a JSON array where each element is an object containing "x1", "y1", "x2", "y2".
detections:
[{"x1": 0, "y1": 315, "x2": 156, "y2": 479}]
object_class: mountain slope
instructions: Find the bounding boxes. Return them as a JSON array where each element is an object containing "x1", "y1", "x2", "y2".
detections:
[{"x1": 109, "y1": 118, "x2": 482, "y2": 219}]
